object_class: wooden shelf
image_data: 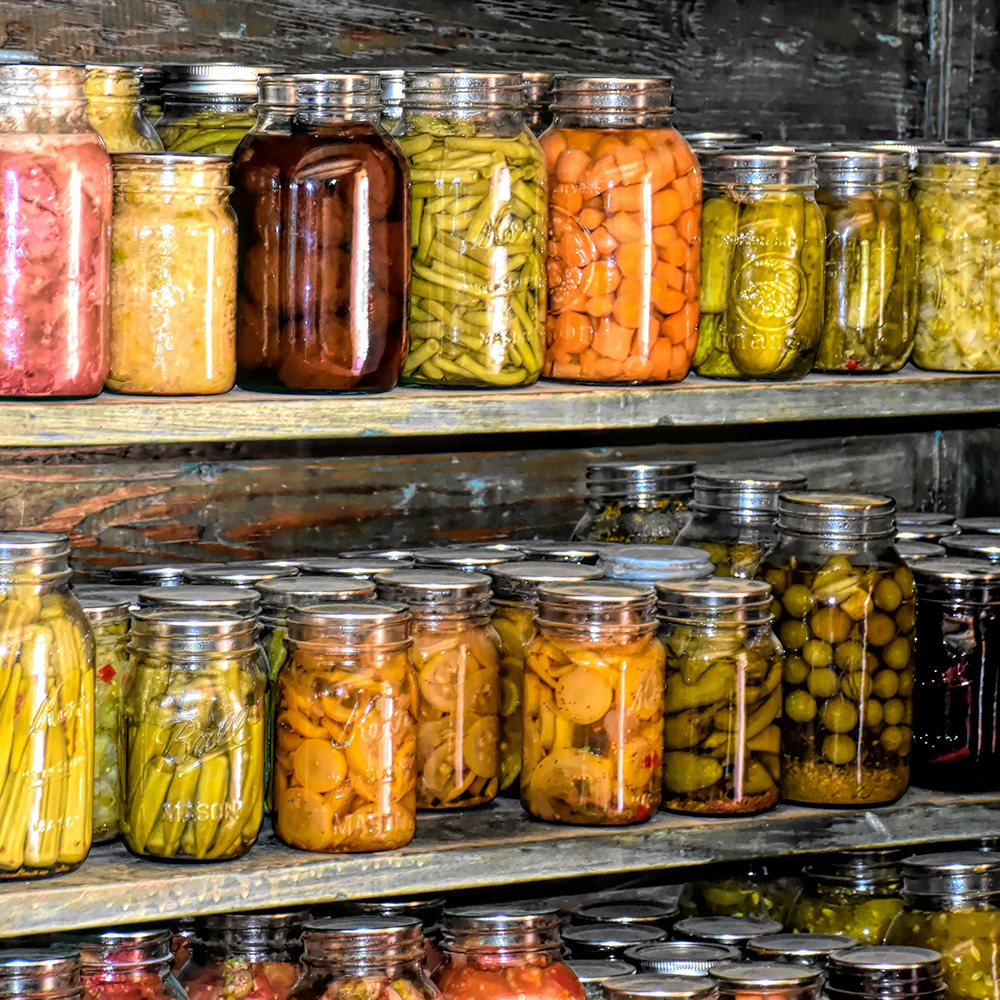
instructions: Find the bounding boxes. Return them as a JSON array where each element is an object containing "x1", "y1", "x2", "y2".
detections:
[
  {"x1": 2, "y1": 369, "x2": 1000, "y2": 447},
  {"x1": 1, "y1": 790, "x2": 997, "y2": 936}
]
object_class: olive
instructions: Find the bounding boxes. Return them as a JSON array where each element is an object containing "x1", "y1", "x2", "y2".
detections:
[
  {"x1": 873, "y1": 669, "x2": 899, "y2": 699},
  {"x1": 823, "y1": 733, "x2": 857, "y2": 765},
  {"x1": 802, "y1": 638, "x2": 833, "y2": 668},
  {"x1": 842, "y1": 670, "x2": 873, "y2": 700},
  {"x1": 883, "y1": 698, "x2": 905, "y2": 726},
  {"x1": 807, "y1": 668, "x2": 839, "y2": 698},
  {"x1": 785, "y1": 690, "x2": 818, "y2": 723},
  {"x1": 881, "y1": 726, "x2": 904, "y2": 752},
  {"x1": 867, "y1": 612, "x2": 897, "y2": 646},
  {"x1": 764, "y1": 566, "x2": 788, "y2": 596},
  {"x1": 895, "y1": 605, "x2": 916, "y2": 634},
  {"x1": 783, "y1": 655, "x2": 809, "y2": 685},
  {"x1": 897, "y1": 669, "x2": 915, "y2": 697},
  {"x1": 782, "y1": 584, "x2": 814, "y2": 618},
  {"x1": 898, "y1": 725, "x2": 912, "y2": 755},
  {"x1": 779, "y1": 620, "x2": 810, "y2": 651},
  {"x1": 883, "y1": 636, "x2": 912, "y2": 671},
  {"x1": 874, "y1": 577, "x2": 903, "y2": 612},
  {"x1": 821, "y1": 696, "x2": 859, "y2": 734},
  {"x1": 811, "y1": 606, "x2": 852, "y2": 643},
  {"x1": 865, "y1": 700, "x2": 884, "y2": 727},
  {"x1": 822, "y1": 555, "x2": 854, "y2": 573},
  {"x1": 895, "y1": 567, "x2": 915, "y2": 600},
  {"x1": 903, "y1": 701, "x2": 913, "y2": 726},
  {"x1": 834, "y1": 640, "x2": 866, "y2": 671}
]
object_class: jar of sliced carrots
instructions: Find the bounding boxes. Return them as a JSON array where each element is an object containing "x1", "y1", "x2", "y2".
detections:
[{"x1": 539, "y1": 76, "x2": 701, "y2": 383}]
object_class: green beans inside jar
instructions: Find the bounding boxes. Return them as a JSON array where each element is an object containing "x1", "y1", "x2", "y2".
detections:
[
  {"x1": 761, "y1": 492, "x2": 915, "y2": 806},
  {"x1": 396, "y1": 71, "x2": 547, "y2": 388}
]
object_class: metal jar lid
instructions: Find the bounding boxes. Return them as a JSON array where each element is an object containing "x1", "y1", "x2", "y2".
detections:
[
  {"x1": 813, "y1": 149, "x2": 910, "y2": 185},
  {"x1": 655, "y1": 579, "x2": 773, "y2": 624},
  {"x1": 536, "y1": 581, "x2": 657, "y2": 627},
  {"x1": 449, "y1": 541, "x2": 527, "y2": 555},
  {"x1": 352, "y1": 897, "x2": 446, "y2": 926},
  {"x1": 258, "y1": 576, "x2": 376, "y2": 615},
  {"x1": 825, "y1": 946, "x2": 945, "y2": 994},
  {"x1": 685, "y1": 132, "x2": 752, "y2": 150},
  {"x1": 258, "y1": 73, "x2": 381, "y2": 109},
  {"x1": 403, "y1": 72, "x2": 526, "y2": 109},
  {"x1": 138, "y1": 585, "x2": 260, "y2": 617},
  {"x1": 440, "y1": 904, "x2": 559, "y2": 948},
  {"x1": 896, "y1": 523, "x2": 960, "y2": 542},
  {"x1": 602, "y1": 975, "x2": 717, "y2": 1000},
  {"x1": 160, "y1": 63, "x2": 278, "y2": 97},
  {"x1": 77, "y1": 592, "x2": 131, "y2": 624},
  {"x1": 901, "y1": 851, "x2": 1000, "y2": 898},
  {"x1": 412, "y1": 547, "x2": 526, "y2": 572},
  {"x1": 777, "y1": 492, "x2": 896, "y2": 538},
  {"x1": 184, "y1": 563, "x2": 299, "y2": 586},
  {"x1": 302, "y1": 916, "x2": 423, "y2": 960},
  {"x1": 804, "y1": 848, "x2": 904, "y2": 893},
  {"x1": 286, "y1": 602, "x2": 410, "y2": 645},
  {"x1": 585, "y1": 461, "x2": 696, "y2": 500},
  {"x1": 197, "y1": 912, "x2": 307, "y2": 958},
  {"x1": 0, "y1": 950, "x2": 82, "y2": 999},
  {"x1": 562, "y1": 923, "x2": 667, "y2": 958},
  {"x1": 911, "y1": 558, "x2": 1000, "y2": 602},
  {"x1": 746, "y1": 933, "x2": 858, "y2": 965},
  {"x1": 110, "y1": 562, "x2": 223, "y2": 586},
  {"x1": 129, "y1": 609, "x2": 257, "y2": 653},
  {"x1": 571, "y1": 901, "x2": 678, "y2": 928},
  {"x1": 599, "y1": 546, "x2": 714, "y2": 585},
  {"x1": 941, "y1": 533, "x2": 1000, "y2": 563},
  {"x1": 672, "y1": 916, "x2": 783, "y2": 948},
  {"x1": 624, "y1": 943, "x2": 741, "y2": 975},
  {"x1": 896, "y1": 511, "x2": 955, "y2": 528},
  {"x1": 568, "y1": 960, "x2": 637, "y2": 984},
  {"x1": 693, "y1": 470, "x2": 808, "y2": 513},
  {"x1": 62, "y1": 929, "x2": 172, "y2": 969},
  {"x1": 699, "y1": 150, "x2": 817, "y2": 187},
  {"x1": 490, "y1": 560, "x2": 604, "y2": 603},
  {"x1": 896, "y1": 541, "x2": 947, "y2": 564},
  {"x1": 377, "y1": 569, "x2": 492, "y2": 608},
  {"x1": 513, "y1": 541, "x2": 603, "y2": 564},
  {"x1": 956, "y1": 516, "x2": 1000, "y2": 535},
  {"x1": 335, "y1": 548, "x2": 415, "y2": 562},
  {"x1": 311, "y1": 557, "x2": 410, "y2": 579},
  {"x1": 710, "y1": 963, "x2": 824, "y2": 989},
  {"x1": 551, "y1": 76, "x2": 675, "y2": 116}
]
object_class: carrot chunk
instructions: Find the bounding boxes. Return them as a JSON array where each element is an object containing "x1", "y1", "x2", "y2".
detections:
[
  {"x1": 556, "y1": 147, "x2": 592, "y2": 184},
  {"x1": 652, "y1": 188, "x2": 683, "y2": 226},
  {"x1": 554, "y1": 311, "x2": 594, "y2": 354},
  {"x1": 552, "y1": 183, "x2": 584, "y2": 214}
]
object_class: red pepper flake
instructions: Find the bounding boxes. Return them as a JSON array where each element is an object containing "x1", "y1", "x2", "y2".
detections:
[
  {"x1": 846, "y1": 358, "x2": 860, "y2": 371},
  {"x1": 635, "y1": 803, "x2": 652, "y2": 821},
  {"x1": 98, "y1": 663, "x2": 116, "y2": 683}
]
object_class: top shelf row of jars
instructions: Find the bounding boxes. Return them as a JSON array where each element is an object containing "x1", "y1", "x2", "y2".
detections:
[{"x1": 4, "y1": 62, "x2": 999, "y2": 401}]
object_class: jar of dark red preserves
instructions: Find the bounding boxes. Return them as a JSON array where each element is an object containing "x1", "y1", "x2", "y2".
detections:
[{"x1": 233, "y1": 73, "x2": 408, "y2": 392}]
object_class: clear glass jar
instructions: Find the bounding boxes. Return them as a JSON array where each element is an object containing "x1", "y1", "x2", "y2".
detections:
[
  {"x1": 913, "y1": 149, "x2": 1000, "y2": 371},
  {"x1": 657, "y1": 580, "x2": 782, "y2": 815},
  {"x1": 695, "y1": 152, "x2": 825, "y2": 379},
  {"x1": 233, "y1": 74, "x2": 408, "y2": 393},
  {"x1": 274, "y1": 602, "x2": 417, "y2": 853},
  {"x1": 709, "y1": 965, "x2": 823, "y2": 1000},
  {"x1": 573, "y1": 462, "x2": 695, "y2": 544},
  {"x1": 397, "y1": 71, "x2": 546, "y2": 389},
  {"x1": 622, "y1": 943, "x2": 740, "y2": 976},
  {"x1": 956, "y1": 517, "x2": 1000, "y2": 534},
  {"x1": 67, "y1": 930, "x2": 187, "y2": 1000},
  {"x1": 436, "y1": 906, "x2": 584, "y2": 1000},
  {"x1": 565, "y1": 961, "x2": 634, "y2": 1000},
  {"x1": 744, "y1": 933, "x2": 857, "y2": 968},
  {"x1": 293, "y1": 917, "x2": 438, "y2": 1000},
  {"x1": 376, "y1": 570, "x2": 501, "y2": 808},
  {"x1": 598, "y1": 545, "x2": 714, "y2": 586},
  {"x1": 0, "y1": 65, "x2": 111, "y2": 397},
  {"x1": 671, "y1": 917, "x2": 782, "y2": 955},
  {"x1": 0, "y1": 532, "x2": 95, "y2": 879},
  {"x1": 108, "y1": 153, "x2": 237, "y2": 395},
  {"x1": 941, "y1": 534, "x2": 1000, "y2": 564},
  {"x1": 603, "y1": 976, "x2": 718, "y2": 1000},
  {"x1": 85, "y1": 66, "x2": 162, "y2": 152},
  {"x1": 886, "y1": 852, "x2": 1000, "y2": 1000},
  {"x1": 824, "y1": 945, "x2": 946, "y2": 1000},
  {"x1": 523, "y1": 72, "x2": 553, "y2": 136},
  {"x1": 570, "y1": 901, "x2": 678, "y2": 931},
  {"x1": 139, "y1": 66, "x2": 164, "y2": 124},
  {"x1": 78, "y1": 593, "x2": 129, "y2": 843},
  {"x1": 677, "y1": 861, "x2": 801, "y2": 923},
  {"x1": 897, "y1": 541, "x2": 947, "y2": 565},
  {"x1": 120, "y1": 610, "x2": 266, "y2": 861},
  {"x1": 761, "y1": 492, "x2": 916, "y2": 806},
  {"x1": 184, "y1": 565, "x2": 298, "y2": 588},
  {"x1": 540, "y1": 76, "x2": 701, "y2": 383},
  {"x1": 489, "y1": 561, "x2": 603, "y2": 794},
  {"x1": 138, "y1": 585, "x2": 261, "y2": 618},
  {"x1": 0, "y1": 950, "x2": 82, "y2": 1000},
  {"x1": 562, "y1": 926, "x2": 667, "y2": 962},
  {"x1": 350, "y1": 898, "x2": 446, "y2": 974},
  {"x1": 675, "y1": 471, "x2": 808, "y2": 579},
  {"x1": 522, "y1": 582, "x2": 665, "y2": 824}
]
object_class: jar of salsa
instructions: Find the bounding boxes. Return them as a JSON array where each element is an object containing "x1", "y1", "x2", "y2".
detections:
[
  {"x1": 824, "y1": 946, "x2": 946, "y2": 1000},
  {"x1": 709, "y1": 965, "x2": 823, "y2": 1000},
  {"x1": 63, "y1": 931, "x2": 187, "y2": 1000},
  {"x1": 0, "y1": 951, "x2": 82, "y2": 1000},
  {"x1": 233, "y1": 73, "x2": 408, "y2": 392}
]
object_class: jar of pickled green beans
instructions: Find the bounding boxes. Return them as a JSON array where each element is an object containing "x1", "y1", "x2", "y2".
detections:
[{"x1": 396, "y1": 71, "x2": 547, "y2": 388}]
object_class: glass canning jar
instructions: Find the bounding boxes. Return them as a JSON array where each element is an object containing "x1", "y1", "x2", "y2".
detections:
[
  {"x1": 377, "y1": 570, "x2": 502, "y2": 808},
  {"x1": 602, "y1": 976, "x2": 718, "y2": 1000},
  {"x1": 709, "y1": 965, "x2": 823, "y2": 1000},
  {"x1": 562, "y1": 925, "x2": 666, "y2": 962},
  {"x1": 274, "y1": 603, "x2": 417, "y2": 853},
  {"x1": 522, "y1": 582, "x2": 665, "y2": 824},
  {"x1": 184, "y1": 565, "x2": 298, "y2": 588},
  {"x1": 120, "y1": 610, "x2": 266, "y2": 861},
  {"x1": 397, "y1": 71, "x2": 546, "y2": 389},
  {"x1": 570, "y1": 900, "x2": 678, "y2": 932},
  {"x1": 824, "y1": 945, "x2": 946, "y2": 1000},
  {"x1": 436, "y1": 906, "x2": 584, "y2": 1000},
  {"x1": 573, "y1": 461, "x2": 696, "y2": 544},
  {"x1": 412, "y1": 548, "x2": 526, "y2": 574},
  {"x1": 523, "y1": 72, "x2": 553, "y2": 136},
  {"x1": 744, "y1": 933, "x2": 858, "y2": 968},
  {"x1": 886, "y1": 852, "x2": 1000, "y2": 1000},
  {"x1": 0, "y1": 532, "x2": 95, "y2": 879},
  {"x1": 677, "y1": 861, "x2": 801, "y2": 923},
  {"x1": 671, "y1": 917, "x2": 782, "y2": 955},
  {"x1": 350, "y1": 898, "x2": 446, "y2": 974},
  {"x1": 138, "y1": 585, "x2": 261, "y2": 618},
  {"x1": 598, "y1": 545, "x2": 713, "y2": 586},
  {"x1": 233, "y1": 73, "x2": 408, "y2": 393},
  {"x1": 941, "y1": 534, "x2": 1000, "y2": 564},
  {"x1": 85, "y1": 65, "x2": 162, "y2": 152},
  {"x1": 675, "y1": 471, "x2": 808, "y2": 579},
  {"x1": 139, "y1": 66, "x2": 163, "y2": 124},
  {"x1": 623, "y1": 943, "x2": 740, "y2": 976},
  {"x1": 65, "y1": 930, "x2": 187, "y2": 1000},
  {"x1": 657, "y1": 580, "x2": 782, "y2": 815},
  {"x1": 566, "y1": 961, "x2": 634, "y2": 1000},
  {"x1": 540, "y1": 76, "x2": 701, "y2": 384},
  {"x1": 0, "y1": 64, "x2": 111, "y2": 397},
  {"x1": 488, "y1": 561, "x2": 603, "y2": 794},
  {"x1": 897, "y1": 541, "x2": 947, "y2": 566},
  {"x1": 761, "y1": 492, "x2": 915, "y2": 806},
  {"x1": 0, "y1": 950, "x2": 82, "y2": 1000},
  {"x1": 378, "y1": 69, "x2": 405, "y2": 130},
  {"x1": 695, "y1": 151, "x2": 825, "y2": 379}
]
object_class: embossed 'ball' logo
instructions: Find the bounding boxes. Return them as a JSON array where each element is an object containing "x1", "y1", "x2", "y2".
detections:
[{"x1": 733, "y1": 254, "x2": 807, "y2": 332}]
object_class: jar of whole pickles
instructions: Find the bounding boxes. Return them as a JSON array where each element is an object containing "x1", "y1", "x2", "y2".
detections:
[
  {"x1": 488, "y1": 561, "x2": 603, "y2": 794},
  {"x1": 573, "y1": 461, "x2": 696, "y2": 544},
  {"x1": 120, "y1": 610, "x2": 266, "y2": 861},
  {"x1": 657, "y1": 580, "x2": 782, "y2": 815},
  {"x1": 886, "y1": 852, "x2": 1000, "y2": 1000},
  {"x1": 397, "y1": 71, "x2": 546, "y2": 388},
  {"x1": 540, "y1": 76, "x2": 701, "y2": 383},
  {"x1": 675, "y1": 471, "x2": 808, "y2": 579},
  {"x1": 0, "y1": 532, "x2": 95, "y2": 879},
  {"x1": 0, "y1": 951, "x2": 82, "y2": 1000},
  {"x1": 233, "y1": 73, "x2": 408, "y2": 393},
  {"x1": 913, "y1": 149, "x2": 1000, "y2": 371},
  {"x1": 85, "y1": 66, "x2": 162, "y2": 153},
  {"x1": 677, "y1": 861, "x2": 801, "y2": 923},
  {"x1": 273, "y1": 603, "x2": 417, "y2": 853},
  {"x1": 0, "y1": 65, "x2": 111, "y2": 397},
  {"x1": 138, "y1": 585, "x2": 261, "y2": 618},
  {"x1": 824, "y1": 946, "x2": 946, "y2": 1000},
  {"x1": 745, "y1": 934, "x2": 858, "y2": 968},
  {"x1": 64, "y1": 930, "x2": 187, "y2": 1000},
  {"x1": 522, "y1": 582, "x2": 665, "y2": 824},
  {"x1": 78, "y1": 593, "x2": 129, "y2": 844},
  {"x1": 762, "y1": 492, "x2": 916, "y2": 806},
  {"x1": 709, "y1": 965, "x2": 823, "y2": 1000},
  {"x1": 437, "y1": 906, "x2": 584, "y2": 1000},
  {"x1": 695, "y1": 152, "x2": 825, "y2": 379},
  {"x1": 108, "y1": 154, "x2": 237, "y2": 395}
]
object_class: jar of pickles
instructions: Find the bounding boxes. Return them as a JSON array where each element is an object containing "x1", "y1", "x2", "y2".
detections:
[
  {"x1": 120, "y1": 610, "x2": 266, "y2": 861},
  {"x1": 377, "y1": 570, "x2": 501, "y2": 808},
  {"x1": 0, "y1": 532, "x2": 95, "y2": 879},
  {"x1": 824, "y1": 946, "x2": 946, "y2": 1000},
  {"x1": 675, "y1": 471, "x2": 808, "y2": 579},
  {"x1": 762, "y1": 492, "x2": 916, "y2": 806},
  {"x1": 78, "y1": 593, "x2": 129, "y2": 843},
  {"x1": 397, "y1": 71, "x2": 546, "y2": 388},
  {"x1": 886, "y1": 852, "x2": 1000, "y2": 1000},
  {"x1": 108, "y1": 154, "x2": 237, "y2": 395},
  {"x1": 0, "y1": 65, "x2": 112, "y2": 398},
  {"x1": 233, "y1": 73, "x2": 408, "y2": 393},
  {"x1": 573, "y1": 461, "x2": 695, "y2": 544},
  {"x1": 709, "y1": 965, "x2": 823, "y2": 1000},
  {"x1": 273, "y1": 603, "x2": 417, "y2": 853},
  {"x1": 85, "y1": 66, "x2": 162, "y2": 152},
  {"x1": 522, "y1": 582, "x2": 665, "y2": 824},
  {"x1": 912, "y1": 149, "x2": 1000, "y2": 371},
  {"x1": 540, "y1": 76, "x2": 701, "y2": 383},
  {"x1": 695, "y1": 152, "x2": 825, "y2": 379},
  {"x1": 489, "y1": 561, "x2": 603, "y2": 794},
  {"x1": 657, "y1": 580, "x2": 782, "y2": 815},
  {"x1": 677, "y1": 862, "x2": 801, "y2": 923},
  {"x1": 0, "y1": 951, "x2": 82, "y2": 1000},
  {"x1": 66, "y1": 930, "x2": 187, "y2": 1000}
]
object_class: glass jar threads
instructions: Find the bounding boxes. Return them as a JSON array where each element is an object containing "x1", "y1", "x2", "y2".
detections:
[
  {"x1": 397, "y1": 71, "x2": 546, "y2": 388},
  {"x1": 762, "y1": 492, "x2": 916, "y2": 806},
  {"x1": 377, "y1": 570, "x2": 501, "y2": 808},
  {"x1": 69, "y1": 929, "x2": 186, "y2": 1000},
  {"x1": 540, "y1": 76, "x2": 701, "y2": 383},
  {"x1": 119, "y1": 610, "x2": 266, "y2": 861},
  {"x1": 233, "y1": 73, "x2": 408, "y2": 393},
  {"x1": 657, "y1": 580, "x2": 782, "y2": 815},
  {"x1": 709, "y1": 965, "x2": 823, "y2": 1000},
  {"x1": 0, "y1": 532, "x2": 95, "y2": 879},
  {"x1": 0, "y1": 65, "x2": 112, "y2": 397},
  {"x1": 824, "y1": 946, "x2": 946, "y2": 1000},
  {"x1": 85, "y1": 66, "x2": 162, "y2": 153},
  {"x1": 521, "y1": 582, "x2": 665, "y2": 824},
  {"x1": 0, "y1": 950, "x2": 82, "y2": 1000},
  {"x1": 695, "y1": 151, "x2": 825, "y2": 379},
  {"x1": 912, "y1": 149, "x2": 1000, "y2": 371}
]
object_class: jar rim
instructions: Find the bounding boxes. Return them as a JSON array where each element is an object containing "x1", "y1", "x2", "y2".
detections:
[
  {"x1": 259, "y1": 575, "x2": 377, "y2": 611},
  {"x1": 711, "y1": 962, "x2": 824, "y2": 987},
  {"x1": 601, "y1": 973, "x2": 716, "y2": 1000},
  {"x1": 912, "y1": 557, "x2": 1000, "y2": 585},
  {"x1": 138, "y1": 584, "x2": 260, "y2": 614},
  {"x1": 489, "y1": 560, "x2": 604, "y2": 601}
]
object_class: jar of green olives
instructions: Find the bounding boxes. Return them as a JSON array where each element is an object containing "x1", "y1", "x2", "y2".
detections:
[
  {"x1": 675, "y1": 471, "x2": 808, "y2": 579},
  {"x1": 761, "y1": 492, "x2": 916, "y2": 806}
]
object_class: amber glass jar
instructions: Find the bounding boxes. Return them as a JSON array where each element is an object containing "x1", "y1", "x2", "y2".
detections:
[
  {"x1": 0, "y1": 951, "x2": 82, "y2": 1000},
  {"x1": 67, "y1": 930, "x2": 187, "y2": 1000}
]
